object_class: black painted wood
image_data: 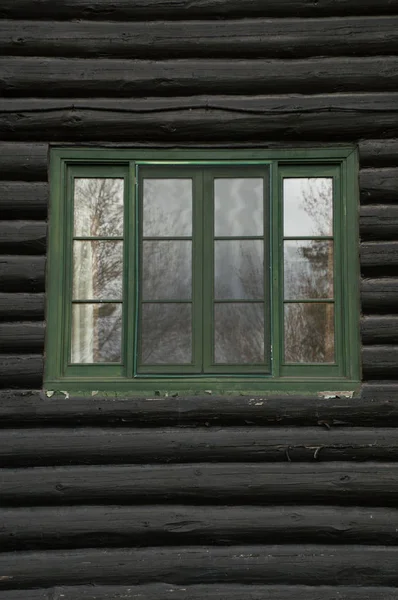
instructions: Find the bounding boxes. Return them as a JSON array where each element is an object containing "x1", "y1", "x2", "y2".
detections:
[
  {"x1": 0, "y1": 355, "x2": 43, "y2": 388},
  {"x1": 0, "y1": 143, "x2": 48, "y2": 181},
  {"x1": 362, "y1": 346, "x2": 398, "y2": 378},
  {"x1": 2, "y1": 17, "x2": 398, "y2": 59},
  {"x1": 1, "y1": 545, "x2": 398, "y2": 588},
  {"x1": 360, "y1": 169, "x2": 398, "y2": 204},
  {"x1": 359, "y1": 139, "x2": 398, "y2": 168},
  {"x1": 0, "y1": 181, "x2": 48, "y2": 219},
  {"x1": 360, "y1": 205, "x2": 398, "y2": 240},
  {"x1": 2, "y1": 57, "x2": 398, "y2": 98},
  {"x1": 2, "y1": 505, "x2": 398, "y2": 551},
  {"x1": 3, "y1": 462, "x2": 398, "y2": 506},
  {"x1": 0, "y1": 322, "x2": 44, "y2": 352},
  {"x1": 361, "y1": 316, "x2": 398, "y2": 344},
  {"x1": 361, "y1": 278, "x2": 398, "y2": 313},
  {"x1": 0, "y1": 294, "x2": 44, "y2": 321},
  {"x1": 1, "y1": 0, "x2": 396, "y2": 20},
  {"x1": 361, "y1": 242, "x2": 398, "y2": 268},
  {"x1": 0, "y1": 256, "x2": 45, "y2": 293},
  {"x1": 0, "y1": 221, "x2": 46, "y2": 254}
]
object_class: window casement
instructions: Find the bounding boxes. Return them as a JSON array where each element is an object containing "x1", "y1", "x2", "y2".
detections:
[{"x1": 45, "y1": 148, "x2": 360, "y2": 394}]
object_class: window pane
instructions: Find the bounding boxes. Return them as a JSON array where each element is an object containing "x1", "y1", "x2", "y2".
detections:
[
  {"x1": 284, "y1": 241, "x2": 333, "y2": 300},
  {"x1": 74, "y1": 178, "x2": 124, "y2": 237},
  {"x1": 214, "y1": 303, "x2": 264, "y2": 364},
  {"x1": 141, "y1": 303, "x2": 192, "y2": 364},
  {"x1": 71, "y1": 303, "x2": 122, "y2": 363},
  {"x1": 214, "y1": 178, "x2": 263, "y2": 236},
  {"x1": 142, "y1": 241, "x2": 192, "y2": 301},
  {"x1": 73, "y1": 241, "x2": 123, "y2": 300},
  {"x1": 143, "y1": 179, "x2": 192, "y2": 237},
  {"x1": 284, "y1": 303, "x2": 335, "y2": 363},
  {"x1": 283, "y1": 178, "x2": 333, "y2": 237},
  {"x1": 215, "y1": 240, "x2": 263, "y2": 300}
]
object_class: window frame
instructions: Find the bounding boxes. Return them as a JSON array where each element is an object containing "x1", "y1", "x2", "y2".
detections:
[{"x1": 45, "y1": 147, "x2": 361, "y2": 394}]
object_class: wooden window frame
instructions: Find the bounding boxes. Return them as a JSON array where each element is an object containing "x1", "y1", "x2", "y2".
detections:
[{"x1": 45, "y1": 147, "x2": 361, "y2": 394}]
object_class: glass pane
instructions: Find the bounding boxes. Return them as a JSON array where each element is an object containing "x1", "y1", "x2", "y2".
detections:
[
  {"x1": 214, "y1": 303, "x2": 264, "y2": 364},
  {"x1": 215, "y1": 178, "x2": 263, "y2": 236},
  {"x1": 215, "y1": 240, "x2": 263, "y2": 300},
  {"x1": 73, "y1": 241, "x2": 123, "y2": 300},
  {"x1": 71, "y1": 303, "x2": 122, "y2": 363},
  {"x1": 141, "y1": 303, "x2": 192, "y2": 364},
  {"x1": 143, "y1": 179, "x2": 192, "y2": 237},
  {"x1": 74, "y1": 178, "x2": 124, "y2": 237},
  {"x1": 284, "y1": 303, "x2": 335, "y2": 363},
  {"x1": 284, "y1": 241, "x2": 333, "y2": 300},
  {"x1": 142, "y1": 241, "x2": 192, "y2": 301},
  {"x1": 283, "y1": 178, "x2": 333, "y2": 237}
]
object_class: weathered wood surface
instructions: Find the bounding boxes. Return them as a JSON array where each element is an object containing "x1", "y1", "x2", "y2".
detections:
[
  {"x1": 0, "y1": 143, "x2": 47, "y2": 180},
  {"x1": 2, "y1": 57, "x2": 398, "y2": 98},
  {"x1": 2, "y1": 94, "x2": 398, "y2": 142},
  {"x1": 0, "y1": 322, "x2": 44, "y2": 353},
  {"x1": 0, "y1": 221, "x2": 46, "y2": 254},
  {"x1": 1, "y1": 0, "x2": 396, "y2": 20},
  {"x1": 1, "y1": 545, "x2": 398, "y2": 588},
  {"x1": 362, "y1": 346, "x2": 398, "y2": 378},
  {"x1": 2, "y1": 17, "x2": 398, "y2": 59},
  {"x1": 2, "y1": 389, "x2": 398, "y2": 426},
  {"x1": 3, "y1": 427, "x2": 398, "y2": 467},
  {"x1": 2, "y1": 505, "x2": 398, "y2": 550},
  {"x1": 1, "y1": 585, "x2": 398, "y2": 600},
  {"x1": 360, "y1": 169, "x2": 398, "y2": 204},
  {"x1": 361, "y1": 242, "x2": 398, "y2": 268},
  {"x1": 361, "y1": 316, "x2": 398, "y2": 344},
  {"x1": 3, "y1": 462, "x2": 398, "y2": 506},
  {"x1": 0, "y1": 293, "x2": 44, "y2": 320},
  {"x1": 0, "y1": 181, "x2": 48, "y2": 219},
  {"x1": 361, "y1": 278, "x2": 398, "y2": 312},
  {"x1": 0, "y1": 255, "x2": 45, "y2": 292},
  {"x1": 0, "y1": 355, "x2": 43, "y2": 388},
  {"x1": 360, "y1": 205, "x2": 398, "y2": 239},
  {"x1": 360, "y1": 139, "x2": 398, "y2": 168}
]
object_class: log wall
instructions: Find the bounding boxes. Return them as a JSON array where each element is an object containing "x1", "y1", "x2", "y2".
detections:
[{"x1": 0, "y1": 2, "x2": 398, "y2": 598}]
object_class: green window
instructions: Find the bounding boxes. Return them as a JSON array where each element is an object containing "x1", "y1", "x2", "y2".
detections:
[{"x1": 46, "y1": 148, "x2": 360, "y2": 394}]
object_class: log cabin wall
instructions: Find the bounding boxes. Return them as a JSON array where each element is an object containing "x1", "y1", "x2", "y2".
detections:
[{"x1": 0, "y1": 1, "x2": 398, "y2": 598}]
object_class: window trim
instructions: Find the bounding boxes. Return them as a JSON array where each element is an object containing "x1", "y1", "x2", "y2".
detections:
[{"x1": 45, "y1": 147, "x2": 361, "y2": 394}]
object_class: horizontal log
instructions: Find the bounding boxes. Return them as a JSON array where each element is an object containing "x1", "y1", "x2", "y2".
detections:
[
  {"x1": 2, "y1": 505, "x2": 398, "y2": 551},
  {"x1": 0, "y1": 294, "x2": 44, "y2": 320},
  {"x1": 1, "y1": 545, "x2": 398, "y2": 588},
  {"x1": 1, "y1": 94, "x2": 398, "y2": 142},
  {"x1": 361, "y1": 315, "x2": 398, "y2": 344},
  {"x1": 1, "y1": 0, "x2": 396, "y2": 20},
  {"x1": 0, "y1": 181, "x2": 48, "y2": 219},
  {"x1": 1, "y1": 586, "x2": 398, "y2": 600},
  {"x1": 0, "y1": 255, "x2": 45, "y2": 292},
  {"x1": 360, "y1": 205, "x2": 398, "y2": 239},
  {"x1": 361, "y1": 242, "x2": 398, "y2": 268},
  {"x1": 2, "y1": 57, "x2": 398, "y2": 98},
  {"x1": 3, "y1": 427, "x2": 398, "y2": 467},
  {"x1": 0, "y1": 355, "x2": 43, "y2": 388},
  {"x1": 3, "y1": 388, "x2": 398, "y2": 426},
  {"x1": 359, "y1": 139, "x2": 398, "y2": 168},
  {"x1": 0, "y1": 143, "x2": 47, "y2": 181},
  {"x1": 0, "y1": 221, "x2": 46, "y2": 254},
  {"x1": 361, "y1": 277, "x2": 398, "y2": 312},
  {"x1": 2, "y1": 17, "x2": 398, "y2": 60},
  {"x1": 360, "y1": 169, "x2": 398, "y2": 204},
  {"x1": 0, "y1": 322, "x2": 44, "y2": 353},
  {"x1": 362, "y1": 345, "x2": 398, "y2": 378},
  {"x1": 3, "y1": 462, "x2": 398, "y2": 506}
]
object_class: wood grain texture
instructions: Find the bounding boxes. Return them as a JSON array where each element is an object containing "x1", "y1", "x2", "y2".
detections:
[
  {"x1": 0, "y1": 143, "x2": 47, "y2": 180},
  {"x1": 2, "y1": 57, "x2": 398, "y2": 98},
  {"x1": 0, "y1": 354, "x2": 43, "y2": 388},
  {"x1": 361, "y1": 278, "x2": 398, "y2": 313},
  {"x1": 360, "y1": 205, "x2": 398, "y2": 240},
  {"x1": 361, "y1": 316, "x2": 398, "y2": 344},
  {"x1": 0, "y1": 221, "x2": 46, "y2": 254},
  {"x1": 1, "y1": 0, "x2": 396, "y2": 20},
  {"x1": 3, "y1": 427, "x2": 398, "y2": 467},
  {"x1": 0, "y1": 294, "x2": 44, "y2": 320},
  {"x1": 2, "y1": 17, "x2": 398, "y2": 59},
  {"x1": 0, "y1": 322, "x2": 44, "y2": 352},
  {"x1": 362, "y1": 346, "x2": 398, "y2": 378},
  {"x1": 2, "y1": 505, "x2": 398, "y2": 551},
  {"x1": 3, "y1": 462, "x2": 398, "y2": 506},
  {"x1": 0, "y1": 181, "x2": 48, "y2": 219},
  {"x1": 359, "y1": 139, "x2": 398, "y2": 168},
  {"x1": 1, "y1": 545, "x2": 398, "y2": 588},
  {"x1": 361, "y1": 242, "x2": 398, "y2": 268},
  {"x1": 0, "y1": 255, "x2": 45, "y2": 292},
  {"x1": 1, "y1": 586, "x2": 398, "y2": 600},
  {"x1": 360, "y1": 169, "x2": 398, "y2": 204},
  {"x1": 1, "y1": 94, "x2": 398, "y2": 142}
]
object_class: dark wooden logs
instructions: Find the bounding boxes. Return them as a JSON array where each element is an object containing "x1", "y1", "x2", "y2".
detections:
[
  {"x1": 2, "y1": 57, "x2": 398, "y2": 98},
  {"x1": 0, "y1": 294, "x2": 44, "y2": 320},
  {"x1": 0, "y1": 355, "x2": 43, "y2": 388},
  {"x1": 2, "y1": 505, "x2": 398, "y2": 551},
  {"x1": 0, "y1": 255, "x2": 45, "y2": 292},
  {"x1": 360, "y1": 169, "x2": 398, "y2": 204},
  {"x1": 360, "y1": 205, "x2": 398, "y2": 239},
  {"x1": 3, "y1": 427, "x2": 398, "y2": 467},
  {"x1": 1, "y1": 545, "x2": 398, "y2": 588},
  {"x1": 362, "y1": 346, "x2": 398, "y2": 378},
  {"x1": 361, "y1": 316, "x2": 398, "y2": 344},
  {"x1": 1, "y1": 0, "x2": 397, "y2": 20},
  {"x1": 1, "y1": 585, "x2": 398, "y2": 600},
  {"x1": 361, "y1": 278, "x2": 398, "y2": 313},
  {"x1": 0, "y1": 322, "x2": 44, "y2": 353},
  {"x1": 0, "y1": 182, "x2": 48, "y2": 219},
  {"x1": 0, "y1": 143, "x2": 48, "y2": 180},
  {"x1": 0, "y1": 221, "x2": 46, "y2": 254},
  {"x1": 361, "y1": 242, "x2": 398, "y2": 268},
  {"x1": 2, "y1": 17, "x2": 398, "y2": 59},
  {"x1": 359, "y1": 139, "x2": 398, "y2": 168},
  {"x1": 3, "y1": 462, "x2": 398, "y2": 506},
  {"x1": 1, "y1": 94, "x2": 398, "y2": 142}
]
